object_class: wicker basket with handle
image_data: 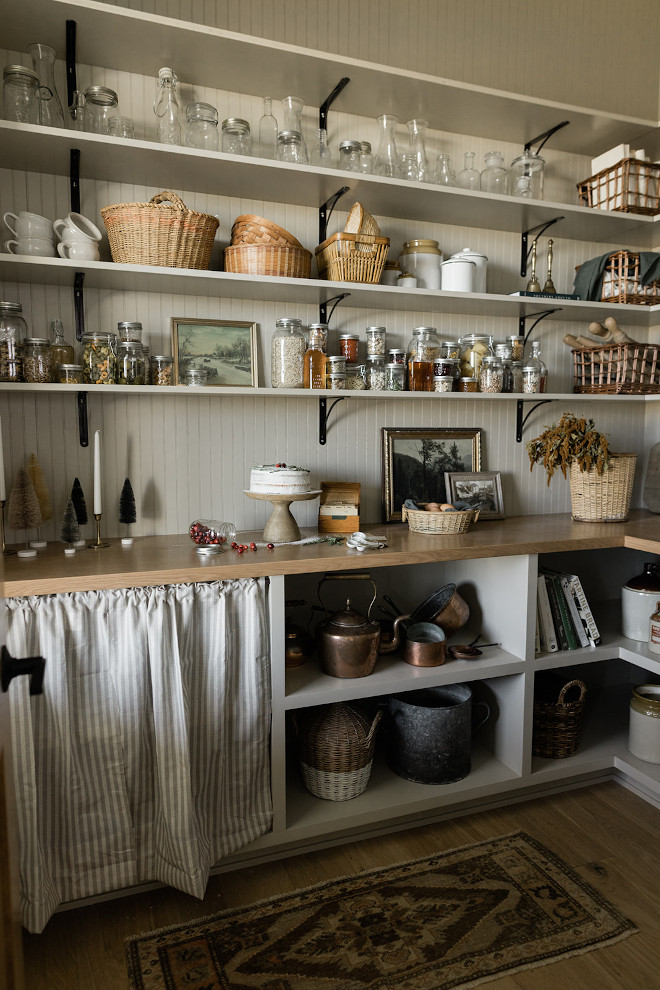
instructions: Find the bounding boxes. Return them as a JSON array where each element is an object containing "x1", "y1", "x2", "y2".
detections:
[
  {"x1": 100, "y1": 191, "x2": 219, "y2": 269},
  {"x1": 533, "y1": 678, "x2": 587, "y2": 759},
  {"x1": 402, "y1": 504, "x2": 479, "y2": 534},
  {"x1": 294, "y1": 702, "x2": 382, "y2": 801},
  {"x1": 315, "y1": 232, "x2": 389, "y2": 283}
]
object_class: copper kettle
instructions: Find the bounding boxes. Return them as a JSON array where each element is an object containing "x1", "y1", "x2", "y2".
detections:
[{"x1": 316, "y1": 572, "x2": 399, "y2": 678}]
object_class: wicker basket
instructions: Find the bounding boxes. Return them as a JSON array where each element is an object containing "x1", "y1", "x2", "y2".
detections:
[
  {"x1": 230, "y1": 214, "x2": 303, "y2": 249},
  {"x1": 100, "y1": 191, "x2": 219, "y2": 269},
  {"x1": 344, "y1": 202, "x2": 381, "y2": 237},
  {"x1": 402, "y1": 504, "x2": 479, "y2": 534},
  {"x1": 533, "y1": 678, "x2": 587, "y2": 759},
  {"x1": 294, "y1": 703, "x2": 382, "y2": 801},
  {"x1": 569, "y1": 453, "x2": 637, "y2": 522},
  {"x1": 577, "y1": 158, "x2": 660, "y2": 216},
  {"x1": 224, "y1": 243, "x2": 312, "y2": 278},
  {"x1": 573, "y1": 342, "x2": 660, "y2": 394},
  {"x1": 577, "y1": 250, "x2": 660, "y2": 305},
  {"x1": 316, "y1": 232, "x2": 389, "y2": 283}
]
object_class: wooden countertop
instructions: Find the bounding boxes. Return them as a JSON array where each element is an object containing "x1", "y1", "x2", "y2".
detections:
[{"x1": 3, "y1": 510, "x2": 660, "y2": 597}]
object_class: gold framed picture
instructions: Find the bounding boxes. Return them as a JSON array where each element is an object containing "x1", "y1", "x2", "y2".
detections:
[
  {"x1": 171, "y1": 317, "x2": 258, "y2": 386},
  {"x1": 444, "y1": 471, "x2": 504, "y2": 520}
]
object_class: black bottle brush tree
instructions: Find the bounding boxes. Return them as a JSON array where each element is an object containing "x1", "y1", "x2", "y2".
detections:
[
  {"x1": 119, "y1": 477, "x2": 137, "y2": 543},
  {"x1": 7, "y1": 465, "x2": 43, "y2": 556},
  {"x1": 60, "y1": 498, "x2": 80, "y2": 552},
  {"x1": 26, "y1": 453, "x2": 52, "y2": 547},
  {"x1": 70, "y1": 477, "x2": 88, "y2": 541}
]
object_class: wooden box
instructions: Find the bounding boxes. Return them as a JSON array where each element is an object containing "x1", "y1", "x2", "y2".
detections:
[{"x1": 318, "y1": 482, "x2": 360, "y2": 533}]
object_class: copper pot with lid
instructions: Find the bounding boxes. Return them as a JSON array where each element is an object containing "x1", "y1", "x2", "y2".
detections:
[{"x1": 316, "y1": 572, "x2": 399, "y2": 678}]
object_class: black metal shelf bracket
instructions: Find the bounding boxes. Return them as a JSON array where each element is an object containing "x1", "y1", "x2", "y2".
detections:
[
  {"x1": 74, "y1": 270, "x2": 85, "y2": 341},
  {"x1": 524, "y1": 120, "x2": 570, "y2": 156},
  {"x1": 319, "y1": 292, "x2": 350, "y2": 325},
  {"x1": 65, "y1": 19, "x2": 77, "y2": 109},
  {"x1": 77, "y1": 390, "x2": 89, "y2": 447},
  {"x1": 319, "y1": 77, "x2": 350, "y2": 131},
  {"x1": 319, "y1": 396, "x2": 346, "y2": 445},
  {"x1": 520, "y1": 217, "x2": 565, "y2": 278},
  {"x1": 319, "y1": 186, "x2": 350, "y2": 244},
  {"x1": 518, "y1": 307, "x2": 562, "y2": 346},
  {"x1": 516, "y1": 398, "x2": 554, "y2": 443}
]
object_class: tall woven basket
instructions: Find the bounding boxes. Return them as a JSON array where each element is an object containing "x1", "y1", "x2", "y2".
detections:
[
  {"x1": 569, "y1": 453, "x2": 637, "y2": 522},
  {"x1": 100, "y1": 190, "x2": 219, "y2": 269},
  {"x1": 533, "y1": 679, "x2": 587, "y2": 759},
  {"x1": 294, "y1": 703, "x2": 382, "y2": 801}
]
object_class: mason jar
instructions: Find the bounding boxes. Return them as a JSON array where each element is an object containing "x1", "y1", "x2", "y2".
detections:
[
  {"x1": 151, "y1": 354, "x2": 174, "y2": 386},
  {"x1": 365, "y1": 326, "x2": 387, "y2": 355},
  {"x1": 84, "y1": 85, "x2": 119, "y2": 133},
  {"x1": 478, "y1": 354, "x2": 503, "y2": 393},
  {"x1": 271, "y1": 317, "x2": 306, "y2": 388},
  {"x1": 3, "y1": 65, "x2": 40, "y2": 124},
  {"x1": 183, "y1": 366, "x2": 209, "y2": 386},
  {"x1": 365, "y1": 354, "x2": 386, "y2": 390},
  {"x1": 326, "y1": 372, "x2": 346, "y2": 390},
  {"x1": 117, "y1": 321, "x2": 143, "y2": 342},
  {"x1": 327, "y1": 354, "x2": 347, "y2": 375},
  {"x1": 459, "y1": 333, "x2": 494, "y2": 380},
  {"x1": 117, "y1": 341, "x2": 146, "y2": 384},
  {"x1": 338, "y1": 333, "x2": 359, "y2": 363},
  {"x1": 338, "y1": 139, "x2": 362, "y2": 172},
  {"x1": 22, "y1": 337, "x2": 52, "y2": 383},
  {"x1": 345, "y1": 363, "x2": 367, "y2": 389},
  {"x1": 82, "y1": 331, "x2": 117, "y2": 384},
  {"x1": 222, "y1": 117, "x2": 251, "y2": 155},
  {"x1": 57, "y1": 363, "x2": 84, "y2": 384},
  {"x1": 185, "y1": 102, "x2": 219, "y2": 151},
  {"x1": 386, "y1": 362, "x2": 406, "y2": 391},
  {"x1": 0, "y1": 301, "x2": 28, "y2": 382}
]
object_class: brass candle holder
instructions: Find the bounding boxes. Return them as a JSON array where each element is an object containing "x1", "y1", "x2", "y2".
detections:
[
  {"x1": 88, "y1": 513, "x2": 111, "y2": 549},
  {"x1": 526, "y1": 240, "x2": 542, "y2": 293},
  {"x1": 542, "y1": 238, "x2": 557, "y2": 294},
  {"x1": 0, "y1": 500, "x2": 16, "y2": 555}
]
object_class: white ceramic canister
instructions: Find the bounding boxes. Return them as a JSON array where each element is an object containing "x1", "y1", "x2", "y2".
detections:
[
  {"x1": 621, "y1": 563, "x2": 660, "y2": 641},
  {"x1": 629, "y1": 684, "x2": 660, "y2": 763},
  {"x1": 450, "y1": 247, "x2": 488, "y2": 293},
  {"x1": 441, "y1": 257, "x2": 476, "y2": 292},
  {"x1": 381, "y1": 260, "x2": 401, "y2": 286},
  {"x1": 398, "y1": 239, "x2": 443, "y2": 290}
]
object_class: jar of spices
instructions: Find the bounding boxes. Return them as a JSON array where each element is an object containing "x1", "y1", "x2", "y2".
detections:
[
  {"x1": 365, "y1": 326, "x2": 386, "y2": 355},
  {"x1": 366, "y1": 354, "x2": 386, "y2": 390},
  {"x1": 326, "y1": 372, "x2": 346, "y2": 390},
  {"x1": 185, "y1": 102, "x2": 219, "y2": 151},
  {"x1": 271, "y1": 317, "x2": 306, "y2": 388},
  {"x1": 338, "y1": 140, "x2": 362, "y2": 172},
  {"x1": 458, "y1": 376, "x2": 478, "y2": 393},
  {"x1": 478, "y1": 354, "x2": 503, "y2": 393},
  {"x1": 84, "y1": 85, "x2": 119, "y2": 133},
  {"x1": 222, "y1": 117, "x2": 251, "y2": 155},
  {"x1": 494, "y1": 341, "x2": 512, "y2": 361},
  {"x1": 117, "y1": 341, "x2": 146, "y2": 384},
  {"x1": 22, "y1": 338, "x2": 52, "y2": 383},
  {"x1": 433, "y1": 375, "x2": 454, "y2": 393},
  {"x1": 388, "y1": 347, "x2": 405, "y2": 365},
  {"x1": 441, "y1": 339, "x2": 461, "y2": 360},
  {"x1": 0, "y1": 301, "x2": 28, "y2": 382},
  {"x1": 3, "y1": 65, "x2": 40, "y2": 124},
  {"x1": 386, "y1": 362, "x2": 406, "y2": 391},
  {"x1": 57, "y1": 363, "x2": 84, "y2": 384},
  {"x1": 345, "y1": 363, "x2": 367, "y2": 389},
  {"x1": 82, "y1": 331, "x2": 117, "y2": 384},
  {"x1": 507, "y1": 335, "x2": 525, "y2": 362},
  {"x1": 151, "y1": 354, "x2": 174, "y2": 386},
  {"x1": 339, "y1": 333, "x2": 359, "y2": 363},
  {"x1": 327, "y1": 354, "x2": 346, "y2": 375},
  {"x1": 117, "y1": 321, "x2": 142, "y2": 342},
  {"x1": 459, "y1": 333, "x2": 494, "y2": 380},
  {"x1": 511, "y1": 360, "x2": 523, "y2": 393}
]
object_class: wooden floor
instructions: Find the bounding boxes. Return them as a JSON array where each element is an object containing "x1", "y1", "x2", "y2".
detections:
[{"x1": 23, "y1": 780, "x2": 660, "y2": 989}]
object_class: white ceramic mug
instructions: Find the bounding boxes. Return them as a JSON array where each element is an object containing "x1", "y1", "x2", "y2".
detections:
[
  {"x1": 53, "y1": 212, "x2": 102, "y2": 243},
  {"x1": 4, "y1": 210, "x2": 54, "y2": 240},
  {"x1": 5, "y1": 237, "x2": 57, "y2": 257},
  {"x1": 57, "y1": 240, "x2": 100, "y2": 261}
]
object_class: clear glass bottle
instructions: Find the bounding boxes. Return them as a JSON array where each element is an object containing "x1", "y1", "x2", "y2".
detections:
[
  {"x1": 0, "y1": 301, "x2": 28, "y2": 382},
  {"x1": 185, "y1": 102, "x2": 219, "y2": 151},
  {"x1": 457, "y1": 151, "x2": 480, "y2": 190},
  {"x1": 117, "y1": 341, "x2": 146, "y2": 385},
  {"x1": 153, "y1": 67, "x2": 181, "y2": 145},
  {"x1": 407, "y1": 119, "x2": 432, "y2": 183},
  {"x1": 258, "y1": 97, "x2": 278, "y2": 159},
  {"x1": 478, "y1": 354, "x2": 503, "y2": 393},
  {"x1": 222, "y1": 117, "x2": 251, "y2": 155},
  {"x1": 276, "y1": 130, "x2": 307, "y2": 164},
  {"x1": 22, "y1": 338, "x2": 52, "y2": 383},
  {"x1": 459, "y1": 333, "x2": 494, "y2": 380},
  {"x1": 281, "y1": 96, "x2": 307, "y2": 161},
  {"x1": 271, "y1": 317, "x2": 306, "y2": 388},
  {"x1": 480, "y1": 151, "x2": 509, "y2": 194},
  {"x1": 510, "y1": 151, "x2": 545, "y2": 200},
  {"x1": 82, "y1": 331, "x2": 117, "y2": 384},
  {"x1": 50, "y1": 319, "x2": 75, "y2": 370},
  {"x1": 84, "y1": 85, "x2": 119, "y2": 134},
  {"x1": 408, "y1": 327, "x2": 440, "y2": 392},
  {"x1": 303, "y1": 327, "x2": 327, "y2": 389},
  {"x1": 530, "y1": 340, "x2": 548, "y2": 392},
  {"x1": 310, "y1": 128, "x2": 333, "y2": 167},
  {"x1": 338, "y1": 140, "x2": 362, "y2": 172},
  {"x1": 3, "y1": 65, "x2": 40, "y2": 125},
  {"x1": 365, "y1": 354, "x2": 386, "y2": 390},
  {"x1": 151, "y1": 354, "x2": 174, "y2": 386},
  {"x1": 435, "y1": 153, "x2": 457, "y2": 186},
  {"x1": 68, "y1": 89, "x2": 86, "y2": 130},
  {"x1": 29, "y1": 43, "x2": 65, "y2": 128},
  {"x1": 359, "y1": 141, "x2": 374, "y2": 174},
  {"x1": 374, "y1": 113, "x2": 399, "y2": 177}
]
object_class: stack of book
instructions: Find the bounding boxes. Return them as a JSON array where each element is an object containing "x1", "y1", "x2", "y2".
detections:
[{"x1": 536, "y1": 569, "x2": 601, "y2": 653}]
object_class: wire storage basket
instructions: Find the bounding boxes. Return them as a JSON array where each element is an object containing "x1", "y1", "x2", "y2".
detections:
[
  {"x1": 402, "y1": 504, "x2": 479, "y2": 534},
  {"x1": 572, "y1": 342, "x2": 660, "y2": 394},
  {"x1": 315, "y1": 232, "x2": 390, "y2": 283},
  {"x1": 577, "y1": 158, "x2": 660, "y2": 216},
  {"x1": 533, "y1": 678, "x2": 587, "y2": 759},
  {"x1": 569, "y1": 454, "x2": 637, "y2": 523},
  {"x1": 294, "y1": 702, "x2": 382, "y2": 801},
  {"x1": 100, "y1": 190, "x2": 219, "y2": 269}
]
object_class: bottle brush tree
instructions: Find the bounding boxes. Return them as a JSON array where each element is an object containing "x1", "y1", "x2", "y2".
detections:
[
  {"x1": 8, "y1": 466, "x2": 43, "y2": 549},
  {"x1": 119, "y1": 477, "x2": 137, "y2": 539},
  {"x1": 27, "y1": 452, "x2": 52, "y2": 543},
  {"x1": 71, "y1": 477, "x2": 88, "y2": 528},
  {"x1": 60, "y1": 497, "x2": 80, "y2": 549}
]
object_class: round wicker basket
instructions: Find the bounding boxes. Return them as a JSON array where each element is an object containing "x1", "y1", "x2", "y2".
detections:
[
  {"x1": 402, "y1": 505, "x2": 479, "y2": 534},
  {"x1": 231, "y1": 214, "x2": 303, "y2": 249},
  {"x1": 294, "y1": 703, "x2": 382, "y2": 801},
  {"x1": 224, "y1": 243, "x2": 312, "y2": 278},
  {"x1": 569, "y1": 453, "x2": 637, "y2": 522}
]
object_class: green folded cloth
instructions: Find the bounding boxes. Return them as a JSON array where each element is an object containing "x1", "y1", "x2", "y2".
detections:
[{"x1": 573, "y1": 250, "x2": 660, "y2": 300}]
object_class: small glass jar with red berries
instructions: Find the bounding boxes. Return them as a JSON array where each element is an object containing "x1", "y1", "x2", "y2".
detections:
[{"x1": 189, "y1": 519, "x2": 237, "y2": 553}]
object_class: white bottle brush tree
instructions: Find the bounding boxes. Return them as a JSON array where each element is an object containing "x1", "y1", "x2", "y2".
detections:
[
  {"x1": 26, "y1": 453, "x2": 52, "y2": 546},
  {"x1": 60, "y1": 497, "x2": 80, "y2": 550},
  {"x1": 119, "y1": 477, "x2": 136, "y2": 540},
  {"x1": 7, "y1": 465, "x2": 43, "y2": 552}
]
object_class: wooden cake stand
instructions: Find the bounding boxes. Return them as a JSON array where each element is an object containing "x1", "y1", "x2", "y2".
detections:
[{"x1": 244, "y1": 490, "x2": 322, "y2": 543}]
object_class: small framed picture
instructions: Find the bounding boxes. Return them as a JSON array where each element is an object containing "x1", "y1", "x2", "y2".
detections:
[
  {"x1": 444, "y1": 471, "x2": 504, "y2": 520},
  {"x1": 171, "y1": 317, "x2": 258, "y2": 386}
]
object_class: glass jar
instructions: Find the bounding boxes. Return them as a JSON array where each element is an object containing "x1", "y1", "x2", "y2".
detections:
[
  {"x1": 271, "y1": 317, "x2": 306, "y2": 388},
  {"x1": 22, "y1": 337, "x2": 52, "y2": 383},
  {"x1": 222, "y1": 117, "x2": 251, "y2": 155},
  {"x1": 459, "y1": 333, "x2": 494, "y2": 380},
  {"x1": 189, "y1": 518, "x2": 237, "y2": 550},
  {"x1": 478, "y1": 354, "x2": 503, "y2": 393},
  {"x1": 345, "y1": 363, "x2": 367, "y2": 389},
  {"x1": 57, "y1": 363, "x2": 84, "y2": 384},
  {"x1": 84, "y1": 85, "x2": 119, "y2": 134},
  {"x1": 185, "y1": 102, "x2": 219, "y2": 151},
  {"x1": 183, "y1": 366, "x2": 209, "y2": 386},
  {"x1": 117, "y1": 341, "x2": 146, "y2": 385},
  {"x1": 327, "y1": 354, "x2": 346, "y2": 375},
  {"x1": 338, "y1": 333, "x2": 359, "y2": 363},
  {"x1": 366, "y1": 354, "x2": 386, "y2": 390},
  {"x1": 365, "y1": 326, "x2": 386, "y2": 355},
  {"x1": 522, "y1": 362, "x2": 542, "y2": 393},
  {"x1": 281, "y1": 95, "x2": 308, "y2": 160},
  {"x1": 480, "y1": 151, "x2": 508, "y2": 194},
  {"x1": 457, "y1": 151, "x2": 480, "y2": 191},
  {"x1": 507, "y1": 335, "x2": 525, "y2": 362},
  {"x1": 386, "y1": 362, "x2": 406, "y2": 391},
  {"x1": 433, "y1": 375, "x2": 453, "y2": 393},
  {"x1": 117, "y1": 321, "x2": 142, "y2": 342},
  {"x1": 434, "y1": 357, "x2": 460, "y2": 389},
  {"x1": 303, "y1": 327, "x2": 327, "y2": 389},
  {"x1": 359, "y1": 141, "x2": 373, "y2": 174},
  {"x1": 49, "y1": 320, "x2": 74, "y2": 372},
  {"x1": 326, "y1": 372, "x2": 346, "y2": 390},
  {"x1": 501, "y1": 359, "x2": 514, "y2": 394},
  {"x1": 388, "y1": 348, "x2": 405, "y2": 364},
  {"x1": 82, "y1": 331, "x2": 117, "y2": 384},
  {"x1": 307, "y1": 322, "x2": 328, "y2": 352},
  {"x1": 530, "y1": 340, "x2": 548, "y2": 392},
  {"x1": 398, "y1": 154, "x2": 419, "y2": 181},
  {"x1": 3, "y1": 65, "x2": 40, "y2": 124},
  {"x1": 511, "y1": 360, "x2": 523, "y2": 393},
  {"x1": 107, "y1": 116, "x2": 135, "y2": 139},
  {"x1": 151, "y1": 354, "x2": 174, "y2": 386},
  {"x1": 458, "y1": 376, "x2": 478, "y2": 393},
  {"x1": 435, "y1": 154, "x2": 457, "y2": 186},
  {"x1": 408, "y1": 327, "x2": 439, "y2": 391},
  {"x1": 441, "y1": 339, "x2": 461, "y2": 360},
  {"x1": 276, "y1": 129, "x2": 307, "y2": 164},
  {"x1": 338, "y1": 140, "x2": 362, "y2": 172},
  {"x1": 0, "y1": 301, "x2": 28, "y2": 382},
  {"x1": 510, "y1": 151, "x2": 545, "y2": 200},
  {"x1": 494, "y1": 341, "x2": 512, "y2": 361}
]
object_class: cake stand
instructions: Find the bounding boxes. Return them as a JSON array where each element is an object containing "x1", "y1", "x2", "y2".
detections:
[{"x1": 244, "y1": 490, "x2": 322, "y2": 543}]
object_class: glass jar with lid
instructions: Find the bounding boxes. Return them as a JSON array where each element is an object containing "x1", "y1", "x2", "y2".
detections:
[
  {"x1": 501, "y1": 358, "x2": 514, "y2": 394},
  {"x1": 271, "y1": 317, "x2": 306, "y2": 388},
  {"x1": 510, "y1": 360, "x2": 523, "y2": 393},
  {"x1": 345, "y1": 363, "x2": 367, "y2": 389},
  {"x1": 221, "y1": 117, "x2": 251, "y2": 155},
  {"x1": 3, "y1": 65, "x2": 40, "y2": 124},
  {"x1": 303, "y1": 327, "x2": 327, "y2": 389},
  {"x1": 307, "y1": 322, "x2": 328, "y2": 353},
  {"x1": 386, "y1": 362, "x2": 406, "y2": 391},
  {"x1": 458, "y1": 376, "x2": 478, "y2": 393},
  {"x1": 388, "y1": 347, "x2": 405, "y2": 365},
  {"x1": 326, "y1": 372, "x2": 346, "y2": 390},
  {"x1": 338, "y1": 333, "x2": 359, "y2": 363},
  {"x1": 0, "y1": 301, "x2": 28, "y2": 382},
  {"x1": 507, "y1": 335, "x2": 525, "y2": 362},
  {"x1": 338, "y1": 140, "x2": 362, "y2": 172},
  {"x1": 510, "y1": 151, "x2": 545, "y2": 200},
  {"x1": 359, "y1": 141, "x2": 374, "y2": 174},
  {"x1": 82, "y1": 331, "x2": 117, "y2": 384},
  {"x1": 478, "y1": 354, "x2": 503, "y2": 393},
  {"x1": 365, "y1": 326, "x2": 386, "y2": 356},
  {"x1": 276, "y1": 130, "x2": 307, "y2": 164},
  {"x1": 441, "y1": 339, "x2": 461, "y2": 360},
  {"x1": 459, "y1": 333, "x2": 494, "y2": 380},
  {"x1": 117, "y1": 341, "x2": 146, "y2": 384},
  {"x1": 84, "y1": 85, "x2": 119, "y2": 133},
  {"x1": 480, "y1": 151, "x2": 508, "y2": 194},
  {"x1": 433, "y1": 375, "x2": 454, "y2": 393},
  {"x1": 327, "y1": 354, "x2": 346, "y2": 375},
  {"x1": 494, "y1": 341, "x2": 512, "y2": 361},
  {"x1": 151, "y1": 354, "x2": 174, "y2": 386},
  {"x1": 185, "y1": 102, "x2": 219, "y2": 151},
  {"x1": 408, "y1": 327, "x2": 440, "y2": 391},
  {"x1": 117, "y1": 321, "x2": 142, "y2": 343},
  {"x1": 50, "y1": 319, "x2": 75, "y2": 370},
  {"x1": 23, "y1": 338, "x2": 52, "y2": 383},
  {"x1": 57, "y1": 363, "x2": 84, "y2": 384},
  {"x1": 183, "y1": 366, "x2": 209, "y2": 386},
  {"x1": 366, "y1": 354, "x2": 386, "y2": 390}
]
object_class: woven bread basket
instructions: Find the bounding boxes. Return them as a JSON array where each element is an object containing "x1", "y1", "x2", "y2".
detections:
[
  {"x1": 344, "y1": 201, "x2": 380, "y2": 237},
  {"x1": 100, "y1": 191, "x2": 219, "y2": 269},
  {"x1": 294, "y1": 703, "x2": 382, "y2": 801},
  {"x1": 231, "y1": 214, "x2": 303, "y2": 249},
  {"x1": 532, "y1": 678, "x2": 587, "y2": 758},
  {"x1": 568, "y1": 453, "x2": 637, "y2": 522},
  {"x1": 315, "y1": 232, "x2": 389, "y2": 283},
  {"x1": 224, "y1": 243, "x2": 312, "y2": 278},
  {"x1": 402, "y1": 504, "x2": 479, "y2": 534}
]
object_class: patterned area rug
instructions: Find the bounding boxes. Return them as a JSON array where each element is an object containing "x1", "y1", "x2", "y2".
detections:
[{"x1": 126, "y1": 831, "x2": 637, "y2": 990}]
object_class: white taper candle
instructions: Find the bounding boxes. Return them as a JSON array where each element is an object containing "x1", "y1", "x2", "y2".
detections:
[{"x1": 93, "y1": 430, "x2": 102, "y2": 514}]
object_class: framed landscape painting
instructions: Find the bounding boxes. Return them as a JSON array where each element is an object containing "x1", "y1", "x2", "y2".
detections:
[
  {"x1": 171, "y1": 317, "x2": 258, "y2": 386},
  {"x1": 445, "y1": 471, "x2": 504, "y2": 520},
  {"x1": 381, "y1": 427, "x2": 483, "y2": 522}
]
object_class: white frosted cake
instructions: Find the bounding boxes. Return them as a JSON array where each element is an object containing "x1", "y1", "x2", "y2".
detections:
[{"x1": 249, "y1": 463, "x2": 312, "y2": 494}]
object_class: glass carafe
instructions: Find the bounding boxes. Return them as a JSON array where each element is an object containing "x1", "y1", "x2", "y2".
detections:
[
  {"x1": 480, "y1": 151, "x2": 508, "y2": 194},
  {"x1": 310, "y1": 128, "x2": 334, "y2": 167},
  {"x1": 435, "y1": 154, "x2": 457, "y2": 186},
  {"x1": 281, "y1": 96, "x2": 307, "y2": 161},
  {"x1": 457, "y1": 151, "x2": 480, "y2": 190},
  {"x1": 407, "y1": 119, "x2": 432, "y2": 183},
  {"x1": 153, "y1": 67, "x2": 182, "y2": 145},
  {"x1": 29, "y1": 43, "x2": 65, "y2": 128},
  {"x1": 258, "y1": 97, "x2": 278, "y2": 159},
  {"x1": 374, "y1": 114, "x2": 399, "y2": 178}
]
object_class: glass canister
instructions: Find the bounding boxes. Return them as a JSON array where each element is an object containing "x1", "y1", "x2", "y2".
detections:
[
  {"x1": 408, "y1": 327, "x2": 439, "y2": 392},
  {"x1": 57, "y1": 363, "x2": 84, "y2": 384},
  {"x1": 345, "y1": 363, "x2": 367, "y2": 389},
  {"x1": 386, "y1": 362, "x2": 406, "y2": 391},
  {"x1": 3, "y1": 65, "x2": 40, "y2": 124},
  {"x1": 441, "y1": 339, "x2": 461, "y2": 360},
  {"x1": 480, "y1": 150, "x2": 509, "y2": 194},
  {"x1": 281, "y1": 95, "x2": 308, "y2": 161},
  {"x1": 307, "y1": 322, "x2": 328, "y2": 352},
  {"x1": 183, "y1": 365, "x2": 209, "y2": 386},
  {"x1": 522, "y1": 360, "x2": 543, "y2": 393},
  {"x1": 365, "y1": 326, "x2": 386, "y2": 355},
  {"x1": 22, "y1": 337, "x2": 52, "y2": 383},
  {"x1": 339, "y1": 333, "x2": 359, "y2": 363},
  {"x1": 117, "y1": 321, "x2": 142, "y2": 342},
  {"x1": 458, "y1": 376, "x2": 478, "y2": 393},
  {"x1": 326, "y1": 372, "x2": 346, "y2": 390},
  {"x1": 185, "y1": 102, "x2": 219, "y2": 151},
  {"x1": 222, "y1": 117, "x2": 251, "y2": 155},
  {"x1": 359, "y1": 141, "x2": 374, "y2": 174},
  {"x1": 338, "y1": 140, "x2": 362, "y2": 172},
  {"x1": 433, "y1": 375, "x2": 454, "y2": 393},
  {"x1": 478, "y1": 354, "x2": 503, "y2": 393},
  {"x1": 365, "y1": 354, "x2": 386, "y2": 390},
  {"x1": 84, "y1": 85, "x2": 119, "y2": 133},
  {"x1": 151, "y1": 354, "x2": 174, "y2": 385},
  {"x1": 399, "y1": 239, "x2": 443, "y2": 290},
  {"x1": 327, "y1": 354, "x2": 346, "y2": 375},
  {"x1": 388, "y1": 347, "x2": 405, "y2": 365},
  {"x1": 276, "y1": 129, "x2": 307, "y2": 164},
  {"x1": 82, "y1": 331, "x2": 117, "y2": 384},
  {"x1": 459, "y1": 333, "x2": 494, "y2": 380},
  {"x1": 271, "y1": 317, "x2": 306, "y2": 388},
  {"x1": 117, "y1": 341, "x2": 146, "y2": 384},
  {"x1": 510, "y1": 151, "x2": 545, "y2": 200},
  {"x1": 507, "y1": 335, "x2": 525, "y2": 362},
  {"x1": 0, "y1": 301, "x2": 28, "y2": 382}
]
